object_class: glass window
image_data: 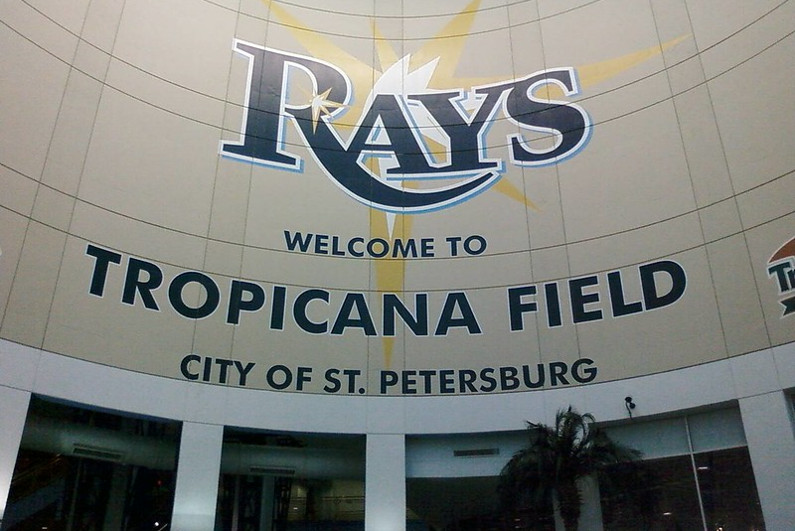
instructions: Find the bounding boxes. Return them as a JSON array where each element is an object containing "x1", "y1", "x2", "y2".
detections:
[
  {"x1": 695, "y1": 447, "x2": 764, "y2": 530},
  {"x1": 600, "y1": 447, "x2": 765, "y2": 530},
  {"x1": 688, "y1": 408, "x2": 747, "y2": 453},
  {"x1": 4, "y1": 395, "x2": 180, "y2": 530},
  {"x1": 406, "y1": 431, "x2": 550, "y2": 529},
  {"x1": 600, "y1": 455, "x2": 703, "y2": 530},
  {"x1": 215, "y1": 428, "x2": 365, "y2": 530},
  {"x1": 605, "y1": 417, "x2": 690, "y2": 459},
  {"x1": 406, "y1": 476, "x2": 553, "y2": 530}
]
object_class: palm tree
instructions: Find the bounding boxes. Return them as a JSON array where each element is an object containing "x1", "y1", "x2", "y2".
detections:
[{"x1": 498, "y1": 407, "x2": 641, "y2": 531}]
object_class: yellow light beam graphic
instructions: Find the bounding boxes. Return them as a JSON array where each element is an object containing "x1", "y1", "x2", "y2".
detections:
[
  {"x1": 408, "y1": 0, "x2": 484, "y2": 86},
  {"x1": 372, "y1": 20, "x2": 400, "y2": 71},
  {"x1": 265, "y1": 1, "x2": 377, "y2": 130},
  {"x1": 578, "y1": 36, "x2": 689, "y2": 88}
]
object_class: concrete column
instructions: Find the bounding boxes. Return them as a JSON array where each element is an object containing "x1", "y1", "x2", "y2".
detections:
[
  {"x1": 739, "y1": 391, "x2": 795, "y2": 529},
  {"x1": 365, "y1": 434, "x2": 405, "y2": 531},
  {"x1": 578, "y1": 475, "x2": 604, "y2": 531},
  {"x1": 171, "y1": 422, "x2": 224, "y2": 531},
  {"x1": 0, "y1": 386, "x2": 30, "y2": 525}
]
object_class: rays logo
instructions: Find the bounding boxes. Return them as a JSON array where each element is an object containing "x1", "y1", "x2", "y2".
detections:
[{"x1": 220, "y1": 42, "x2": 591, "y2": 213}]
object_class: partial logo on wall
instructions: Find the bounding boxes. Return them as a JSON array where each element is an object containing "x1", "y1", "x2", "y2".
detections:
[{"x1": 768, "y1": 236, "x2": 795, "y2": 317}]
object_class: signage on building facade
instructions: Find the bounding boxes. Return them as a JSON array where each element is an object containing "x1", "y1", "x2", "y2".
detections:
[
  {"x1": 83, "y1": 242, "x2": 687, "y2": 394},
  {"x1": 1, "y1": 0, "x2": 791, "y2": 397}
]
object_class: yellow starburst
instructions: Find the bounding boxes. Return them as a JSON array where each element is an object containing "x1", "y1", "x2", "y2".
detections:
[
  {"x1": 307, "y1": 87, "x2": 346, "y2": 133},
  {"x1": 259, "y1": 0, "x2": 686, "y2": 368}
]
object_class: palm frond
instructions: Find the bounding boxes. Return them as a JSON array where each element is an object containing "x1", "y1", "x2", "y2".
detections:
[{"x1": 498, "y1": 406, "x2": 642, "y2": 530}]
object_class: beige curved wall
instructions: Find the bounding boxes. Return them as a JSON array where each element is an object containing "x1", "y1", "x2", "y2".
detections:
[{"x1": 1, "y1": 0, "x2": 793, "y2": 396}]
